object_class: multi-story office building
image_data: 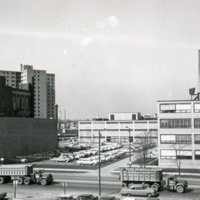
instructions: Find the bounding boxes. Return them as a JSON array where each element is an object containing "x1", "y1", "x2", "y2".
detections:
[
  {"x1": 0, "y1": 65, "x2": 55, "y2": 119},
  {"x1": 157, "y1": 99, "x2": 200, "y2": 168},
  {"x1": 79, "y1": 112, "x2": 158, "y2": 145}
]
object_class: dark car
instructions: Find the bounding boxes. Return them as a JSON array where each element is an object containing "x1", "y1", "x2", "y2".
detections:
[
  {"x1": 55, "y1": 194, "x2": 74, "y2": 200},
  {"x1": 76, "y1": 194, "x2": 98, "y2": 200},
  {"x1": 98, "y1": 196, "x2": 120, "y2": 200},
  {"x1": 0, "y1": 192, "x2": 7, "y2": 200}
]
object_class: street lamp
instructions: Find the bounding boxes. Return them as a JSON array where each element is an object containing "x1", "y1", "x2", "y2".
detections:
[
  {"x1": 98, "y1": 128, "x2": 106, "y2": 196},
  {"x1": 126, "y1": 127, "x2": 131, "y2": 166}
]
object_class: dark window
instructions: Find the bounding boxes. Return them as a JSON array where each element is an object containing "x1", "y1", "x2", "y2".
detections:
[
  {"x1": 132, "y1": 114, "x2": 136, "y2": 120},
  {"x1": 110, "y1": 114, "x2": 114, "y2": 120}
]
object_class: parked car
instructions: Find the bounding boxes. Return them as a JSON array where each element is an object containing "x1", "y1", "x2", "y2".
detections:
[
  {"x1": 75, "y1": 194, "x2": 98, "y2": 200},
  {"x1": 0, "y1": 192, "x2": 7, "y2": 200},
  {"x1": 120, "y1": 184, "x2": 157, "y2": 197},
  {"x1": 51, "y1": 156, "x2": 70, "y2": 162},
  {"x1": 122, "y1": 198, "x2": 159, "y2": 200},
  {"x1": 55, "y1": 195, "x2": 74, "y2": 200},
  {"x1": 98, "y1": 196, "x2": 120, "y2": 200},
  {"x1": 77, "y1": 157, "x2": 99, "y2": 165}
]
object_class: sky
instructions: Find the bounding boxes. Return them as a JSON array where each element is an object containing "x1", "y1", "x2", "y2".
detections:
[{"x1": 0, "y1": 0, "x2": 200, "y2": 119}]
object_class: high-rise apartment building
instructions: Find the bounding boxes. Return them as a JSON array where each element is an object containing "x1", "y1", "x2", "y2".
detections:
[
  {"x1": 0, "y1": 70, "x2": 21, "y2": 88},
  {"x1": 0, "y1": 64, "x2": 55, "y2": 119}
]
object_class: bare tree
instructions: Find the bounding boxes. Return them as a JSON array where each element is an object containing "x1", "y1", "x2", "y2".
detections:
[
  {"x1": 135, "y1": 131, "x2": 156, "y2": 168},
  {"x1": 170, "y1": 143, "x2": 186, "y2": 177}
]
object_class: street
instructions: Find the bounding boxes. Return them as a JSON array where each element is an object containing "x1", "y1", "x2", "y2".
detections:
[{"x1": 1, "y1": 179, "x2": 200, "y2": 200}]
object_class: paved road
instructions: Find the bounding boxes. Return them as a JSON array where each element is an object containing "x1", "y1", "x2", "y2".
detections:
[{"x1": 1, "y1": 180, "x2": 200, "y2": 200}]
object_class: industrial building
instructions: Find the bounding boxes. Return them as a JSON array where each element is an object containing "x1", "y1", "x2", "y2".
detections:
[
  {"x1": 78, "y1": 112, "x2": 158, "y2": 145},
  {"x1": 0, "y1": 117, "x2": 57, "y2": 161},
  {"x1": 157, "y1": 96, "x2": 200, "y2": 169}
]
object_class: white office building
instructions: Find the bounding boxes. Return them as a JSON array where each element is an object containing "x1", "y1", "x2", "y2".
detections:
[
  {"x1": 157, "y1": 99, "x2": 200, "y2": 168},
  {"x1": 78, "y1": 112, "x2": 158, "y2": 145}
]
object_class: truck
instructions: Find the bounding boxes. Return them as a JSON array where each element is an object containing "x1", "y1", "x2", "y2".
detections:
[
  {"x1": 0, "y1": 164, "x2": 53, "y2": 186},
  {"x1": 120, "y1": 167, "x2": 188, "y2": 193}
]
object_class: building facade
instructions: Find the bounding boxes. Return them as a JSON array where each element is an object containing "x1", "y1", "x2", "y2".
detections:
[
  {"x1": 79, "y1": 113, "x2": 158, "y2": 145},
  {"x1": 0, "y1": 70, "x2": 21, "y2": 88},
  {"x1": 0, "y1": 76, "x2": 32, "y2": 117},
  {"x1": 157, "y1": 100, "x2": 200, "y2": 168},
  {"x1": 0, "y1": 64, "x2": 55, "y2": 119}
]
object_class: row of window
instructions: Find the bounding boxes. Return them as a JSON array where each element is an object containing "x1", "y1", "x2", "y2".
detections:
[
  {"x1": 160, "y1": 149, "x2": 200, "y2": 160},
  {"x1": 160, "y1": 119, "x2": 200, "y2": 129},
  {"x1": 160, "y1": 103, "x2": 200, "y2": 113},
  {"x1": 160, "y1": 134, "x2": 200, "y2": 144}
]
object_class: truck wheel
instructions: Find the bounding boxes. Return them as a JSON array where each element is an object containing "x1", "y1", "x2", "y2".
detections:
[
  {"x1": 40, "y1": 179, "x2": 47, "y2": 186},
  {"x1": 18, "y1": 178, "x2": 24, "y2": 185},
  {"x1": 151, "y1": 184, "x2": 159, "y2": 191},
  {"x1": 144, "y1": 183, "x2": 150, "y2": 188},
  {"x1": 147, "y1": 193, "x2": 152, "y2": 197},
  {"x1": 24, "y1": 178, "x2": 30, "y2": 185},
  {"x1": 0, "y1": 177, "x2": 4, "y2": 184},
  {"x1": 176, "y1": 186, "x2": 184, "y2": 193}
]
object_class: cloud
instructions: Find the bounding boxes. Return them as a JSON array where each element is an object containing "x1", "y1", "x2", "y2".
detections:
[
  {"x1": 107, "y1": 15, "x2": 119, "y2": 27},
  {"x1": 96, "y1": 15, "x2": 119, "y2": 29},
  {"x1": 79, "y1": 36, "x2": 94, "y2": 46}
]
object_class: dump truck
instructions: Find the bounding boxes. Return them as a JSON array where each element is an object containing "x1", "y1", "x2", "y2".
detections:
[
  {"x1": 120, "y1": 167, "x2": 188, "y2": 193},
  {"x1": 0, "y1": 164, "x2": 53, "y2": 186}
]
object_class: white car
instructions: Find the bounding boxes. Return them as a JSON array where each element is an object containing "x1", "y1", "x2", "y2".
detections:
[
  {"x1": 77, "y1": 157, "x2": 99, "y2": 165},
  {"x1": 51, "y1": 156, "x2": 70, "y2": 162}
]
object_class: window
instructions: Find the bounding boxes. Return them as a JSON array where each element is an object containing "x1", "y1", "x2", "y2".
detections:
[
  {"x1": 177, "y1": 150, "x2": 192, "y2": 160},
  {"x1": 194, "y1": 134, "x2": 200, "y2": 144},
  {"x1": 160, "y1": 119, "x2": 191, "y2": 128},
  {"x1": 160, "y1": 103, "x2": 191, "y2": 113},
  {"x1": 195, "y1": 150, "x2": 200, "y2": 160},
  {"x1": 107, "y1": 136, "x2": 111, "y2": 142},
  {"x1": 194, "y1": 119, "x2": 200, "y2": 128},
  {"x1": 160, "y1": 150, "x2": 176, "y2": 159},
  {"x1": 110, "y1": 115, "x2": 114, "y2": 120},
  {"x1": 161, "y1": 134, "x2": 192, "y2": 144},
  {"x1": 194, "y1": 103, "x2": 200, "y2": 113}
]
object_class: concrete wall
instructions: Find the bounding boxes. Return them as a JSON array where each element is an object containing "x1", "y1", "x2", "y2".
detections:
[{"x1": 0, "y1": 117, "x2": 58, "y2": 160}]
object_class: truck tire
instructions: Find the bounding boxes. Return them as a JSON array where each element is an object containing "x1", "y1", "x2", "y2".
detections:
[
  {"x1": 176, "y1": 185, "x2": 184, "y2": 193},
  {"x1": 18, "y1": 178, "x2": 24, "y2": 185},
  {"x1": 24, "y1": 178, "x2": 30, "y2": 185},
  {"x1": 0, "y1": 177, "x2": 4, "y2": 184},
  {"x1": 151, "y1": 183, "x2": 159, "y2": 191},
  {"x1": 144, "y1": 183, "x2": 150, "y2": 188},
  {"x1": 40, "y1": 179, "x2": 47, "y2": 186}
]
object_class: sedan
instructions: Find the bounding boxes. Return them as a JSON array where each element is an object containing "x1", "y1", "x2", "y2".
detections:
[
  {"x1": 0, "y1": 192, "x2": 7, "y2": 200},
  {"x1": 120, "y1": 185, "x2": 157, "y2": 197},
  {"x1": 77, "y1": 157, "x2": 99, "y2": 165},
  {"x1": 98, "y1": 196, "x2": 120, "y2": 200}
]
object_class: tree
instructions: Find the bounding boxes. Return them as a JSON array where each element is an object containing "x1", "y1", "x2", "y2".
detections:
[
  {"x1": 135, "y1": 131, "x2": 156, "y2": 168},
  {"x1": 170, "y1": 143, "x2": 186, "y2": 177}
]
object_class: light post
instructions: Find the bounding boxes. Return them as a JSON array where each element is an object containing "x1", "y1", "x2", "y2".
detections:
[
  {"x1": 98, "y1": 128, "x2": 106, "y2": 196},
  {"x1": 98, "y1": 130, "x2": 101, "y2": 196},
  {"x1": 0, "y1": 130, "x2": 4, "y2": 165},
  {"x1": 126, "y1": 127, "x2": 131, "y2": 166},
  {"x1": 13, "y1": 178, "x2": 18, "y2": 199}
]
